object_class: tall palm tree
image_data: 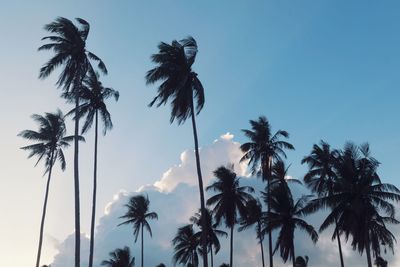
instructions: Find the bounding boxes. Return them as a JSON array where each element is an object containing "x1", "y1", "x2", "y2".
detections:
[
  {"x1": 190, "y1": 209, "x2": 228, "y2": 267},
  {"x1": 304, "y1": 143, "x2": 400, "y2": 267},
  {"x1": 240, "y1": 116, "x2": 294, "y2": 267},
  {"x1": 118, "y1": 195, "x2": 158, "y2": 267},
  {"x1": 262, "y1": 186, "x2": 318, "y2": 267},
  {"x1": 19, "y1": 110, "x2": 81, "y2": 267},
  {"x1": 145, "y1": 37, "x2": 209, "y2": 267},
  {"x1": 301, "y1": 141, "x2": 345, "y2": 267},
  {"x1": 206, "y1": 165, "x2": 254, "y2": 267},
  {"x1": 67, "y1": 67, "x2": 119, "y2": 267},
  {"x1": 101, "y1": 246, "x2": 135, "y2": 267},
  {"x1": 39, "y1": 17, "x2": 107, "y2": 267},
  {"x1": 238, "y1": 199, "x2": 265, "y2": 267},
  {"x1": 172, "y1": 224, "x2": 200, "y2": 267}
]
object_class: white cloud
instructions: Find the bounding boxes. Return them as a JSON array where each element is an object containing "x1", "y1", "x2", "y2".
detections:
[{"x1": 49, "y1": 133, "x2": 400, "y2": 267}]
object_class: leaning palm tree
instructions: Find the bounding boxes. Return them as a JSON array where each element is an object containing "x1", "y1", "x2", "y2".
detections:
[
  {"x1": 206, "y1": 165, "x2": 254, "y2": 267},
  {"x1": 39, "y1": 17, "x2": 107, "y2": 267},
  {"x1": 301, "y1": 141, "x2": 344, "y2": 267},
  {"x1": 145, "y1": 37, "x2": 209, "y2": 267},
  {"x1": 19, "y1": 110, "x2": 80, "y2": 267},
  {"x1": 262, "y1": 186, "x2": 318, "y2": 267},
  {"x1": 101, "y1": 246, "x2": 135, "y2": 267},
  {"x1": 118, "y1": 195, "x2": 158, "y2": 267},
  {"x1": 172, "y1": 224, "x2": 200, "y2": 267},
  {"x1": 240, "y1": 116, "x2": 294, "y2": 267},
  {"x1": 67, "y1": 67, "x2": 119, "y2": 267},
  {"x1": 190, "y1": 209, "x2": 228, "y2": 267},
  {"x1": 238, "y1": 199, "x2": 266, "y2": 267}
]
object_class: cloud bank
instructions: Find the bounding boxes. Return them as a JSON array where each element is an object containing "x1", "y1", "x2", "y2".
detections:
[{"x1": 50, "y1": 134, "x2": 400, "y2": 267}]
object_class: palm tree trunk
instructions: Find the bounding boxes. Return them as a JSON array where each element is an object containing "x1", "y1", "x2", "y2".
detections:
[
  {"x1": 230, "y1": 225, "x2": 234, "y2": 267},
  {"x1": 258, "y1": 221, "x2": 265, "y2": 267},
  {"x1": 366, "y1": 232, "x2": 372, "y2": 267},
  {"x1": 291, "y1": 245, "x2": 295, "y2": 267},
  {"x1": 334, "y1": 219, "x2": 345, "y2": 267},
  {"x1": 35, "y1": 151, "x2": 55, "y2": 267},
  {"x1": 141, "y1": 223, "x2": 144, "y2": 267},
  {"x1": 74, "y1": 92, "x2": 81, "y2": 267},
  {"x1": 190, "y1": 94, "x2": 208, "y2": 267},
  {"x1": 210, "y1": 245, "x2": 214, "y2": 267},
  {"x1": 266, "y1": 156, "x2": 273, "y2": 267},
  {"x1": 88, "y1": 111, "x2": 98, "y2": 267}
]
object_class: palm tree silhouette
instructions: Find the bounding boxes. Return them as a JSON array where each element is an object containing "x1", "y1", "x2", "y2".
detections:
[
  {"x1": 66, "y1": 67, "x2": 119, "y2": 267},
  {"x1": 118, "y1": 195, "x2": 158, "y2": 267},
  {"x1": 206, "y1": 165, "x2": 254, "y2": 267},
  {"x1": 240, "y1": 116, "x2": 294, "y2": 267},
  {"x1": 304, "y1": 143, "x2": 400, "y2": 267},
  {"x1": 145, "y1": 36, "x2": 209, "y2": 267},
  {"x1": 39, "y1": 17, "x2": 107, "y2": 267},
  {"x1": 238, "y1": 199, "x2": 266, "y2": 267},
  {"x1": 301, "y1": 141, "x2": 344, "y2": 267},
  {"x1": 19, "y1": 110, "x2": 81, "y2": 267},
  {"x1": 172, "y1": 224, "x2": 199, "y2": 267},
  {"x1": 262, "y1": 185, "x2": 318, "y2": 267},
  {"x1": 190, "y1": 209, "x2": 228, "y2": 267},
  {"x1": 156, "y1": 264, "x2": 166, "y2": 267},
  {"x1": 294, "y1": 256, "x2": 308, "y2": 267},
  {"x1": 101, "y1": 246, "x2": 135, "y2": 267}
]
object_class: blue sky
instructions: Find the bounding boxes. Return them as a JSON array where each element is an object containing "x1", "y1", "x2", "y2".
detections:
[{"x1": 0, "y1": 1, "x2": 399, "y2": 266}]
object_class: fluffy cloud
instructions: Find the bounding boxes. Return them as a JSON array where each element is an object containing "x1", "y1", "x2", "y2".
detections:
[{"x1": 50, "y1": 134, "x2": 400, "y2": 267}]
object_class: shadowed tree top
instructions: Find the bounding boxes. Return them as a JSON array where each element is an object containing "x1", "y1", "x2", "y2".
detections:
[
  {"x1": 145, "y1": 36, "x2": 205, "y2": 124},
  {"x1": 172, "y1": 224, "x2": 199, "y2": 267},
  {"x1": 39, "y1": 17, "x2": 107, "y2": 92},
  {"x1": 240, "y1": 116, "x2": 294, "y2": 178},
  {"x1": 18, "y1": 110, "x2": 83, "y2": 174},
  {"x1": 101, "y1": 246, "x2": 135, "y2": 267}
]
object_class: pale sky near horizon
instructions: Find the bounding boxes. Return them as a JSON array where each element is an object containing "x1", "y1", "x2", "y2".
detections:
[{"x1": 0, "y1": 1, "x2": 399, "y2": 266}]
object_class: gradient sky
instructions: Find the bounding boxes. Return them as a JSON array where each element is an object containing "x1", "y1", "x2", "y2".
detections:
[{"x1": 1, "y1": 1, "x2": 399, "y2": 266}]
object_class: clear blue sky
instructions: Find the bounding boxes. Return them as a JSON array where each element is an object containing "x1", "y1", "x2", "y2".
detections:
[{"x1": 0, "y1": 1, "x2": 399, "y2": 266}]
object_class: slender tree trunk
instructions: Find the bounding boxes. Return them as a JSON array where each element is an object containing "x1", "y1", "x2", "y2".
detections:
[
  {"x1": 141, "y1": 224, "x2": 144, "y2": 267},
  {"x1": 258, "y1": 221, "x2": 266, "y2": 267},
  {"x1": 230, "y1": 225, "x2": 234, "y2": 267},
  {"x1": 210, "y1": 245, "x2": 214, "y2": 267},
  {"x1": 35, "y1": 151, "x2": 55, "y2": 267},
  {"x1": 74, "y1": 92, "x2": 81, "y2": 267},
  {"x1": 291, "y1": 244, "x2": 295, "y2": 267},
  {"x1": 190, "y1": 94, "x2": 208, "y2": 267},
  {"x1": 88, "y1": 111, "x2": 98, "y2": 267},
  {"x1": 334, "y1": 218, "x2": 345, "y2": 267},
  {"x1": 366, "y1": 232, "x2": 372, "y2": 267},
  {"x1": 265, "y1": 156, "x2": 274, "y2": 267}
]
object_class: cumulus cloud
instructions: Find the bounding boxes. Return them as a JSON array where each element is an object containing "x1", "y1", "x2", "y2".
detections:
[{"x1": 50, "y1": 133, "x2": 400, "y2": 267}]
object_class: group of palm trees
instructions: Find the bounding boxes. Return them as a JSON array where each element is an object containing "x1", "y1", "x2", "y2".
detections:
[{"x1": 19, "y1": 17, "x2": 399, "y2": 267}]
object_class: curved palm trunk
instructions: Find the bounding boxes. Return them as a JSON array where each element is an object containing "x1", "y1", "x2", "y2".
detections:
[
  {"x1": 334, "y1": 219, "x2": 345, "y2": 267},
  {"x1": 141, "y1": 223, "x2": 144, "y2": 267},
  {"x1": 88, "y1": 111, "x2": 99, "y2": 267},
  {"x1": 258, "y1": 221, "x2": 266, "y2": 267},
  {"x1": 74, "y1": 93, "x2": 81, "y2": 267},
  {"x1": 190, "y1": 95, "x2": 208, "y2": 267},
  {"x1": 265, "y1": 156, "x2": 273, "y2": 267},
  {"x1": 35, "y1": 151, "x2": 55, "y2": 267},
  {"x1": 230, "y1": 225, "x2": 234, "y2": 267}
]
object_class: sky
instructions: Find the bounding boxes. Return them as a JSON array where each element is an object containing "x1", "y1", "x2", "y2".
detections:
[{"x1": 0, "y1": 1, "x2": 399, "y2": 266}]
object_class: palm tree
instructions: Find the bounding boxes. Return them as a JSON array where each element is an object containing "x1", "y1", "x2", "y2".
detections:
[
  {"x1": 262, "y1": 186, "x2": 318, "y2": 267},
  {"x1": 118, "y1": 195, "x2": 158, "y2": 267},
  {"x1": 238, "y1": 199, "x2": 266, "y2": 267},
  {"x1": 206, "y1": 165, "x2": 254, "y2": 267},
  {"x1": 301, "y1": 140, "x2": 345, "y2": 267},
  {"x1": 156, "y1": 264, "x2": 166, "y2": 267},
  {"x1": 304, "y1": 143, "x2": 400, "y2": 267},
  {"x1": 145, "y1": 37, "x2": 209, "y2": 267},
  {"x1": 219, "y1": 264, "x2": 229, "y2": 267},
  {"x1": 101, "y1": 246, "x2": 135, "y2": 267},
  {"x1": 294, "y1": 256, "x2": 309, "y2": 267},
  {"x1": 172, "y1": 224, "x2": 199, "y2": 267},
  {"x1": 39, "y1": 17, "x2": 107, "y2": 267},
  {"x1": 375, "y1": 256, "x2": 387, "y2": 267},
  {"x1": 67, "y1": 67, "x2": 119, "y2": 267},
  {"x1": 190, "y1": 209, "x2": 228, "y2": 267},
  {"x1": 19, "y1": 110, "x2": 80, "y2": 267},
  {"x1": 240, "y1": 116, "x2": 294, "y2": 267}
]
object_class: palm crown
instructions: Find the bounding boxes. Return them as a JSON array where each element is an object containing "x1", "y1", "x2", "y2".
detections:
[
  {"x1": 172, "y1": 224, "x2": 199, "y2": 267},
  {"x1": 101, "y1": 246, "x2": 135, "y2": 267},
  {"x1": 145, "y1": 36, "x2": 204, "y2": 124}
]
